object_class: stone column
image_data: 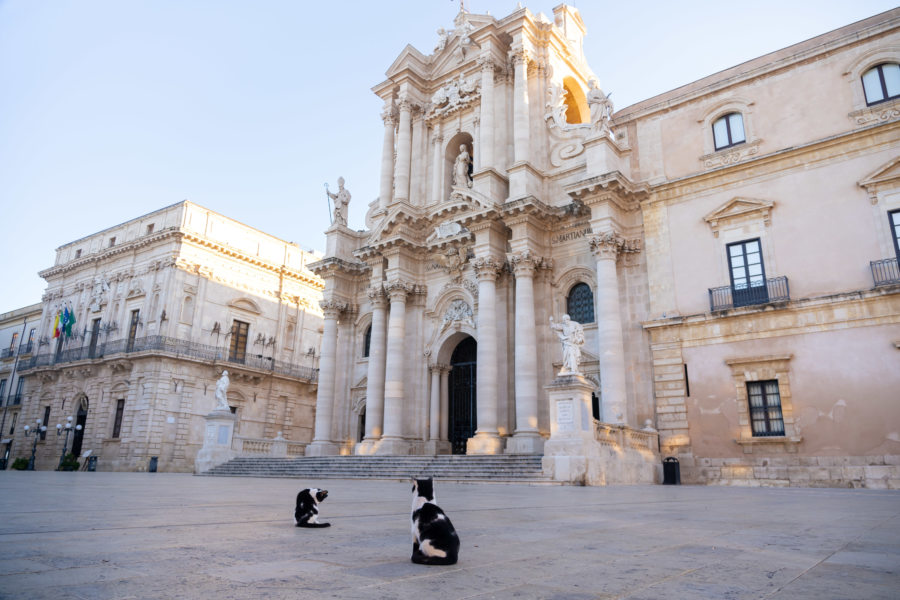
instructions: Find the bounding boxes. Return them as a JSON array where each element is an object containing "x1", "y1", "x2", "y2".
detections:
[
  {"x1": 429, "y1": 364, "x2": 441, "y2": 439},
  {"x1": 360, "y1": 286, "x2": 387, "y2": 447},
  {"x1": 478, "y1": 54, "x2": 495, "y2": 170},
  {"x1": 378, "y1": 281, "x2": 411, "y2": 454},
  {"x1": 431, "y1": 124, "x2": 443, "y2": 204},
  {"x1": 393, "y1": 99, "x2": 413, "y2": 203},
  {"x1": 440, "y1": 367, "x2": 450, "y2": 441},
  {"x1": 425, "y1": 364, "x2": 451, "y2": 455},
  {"x1": 469, "y1": 257, "x2": 503, "y2": 454},
  {"x1": 511, "y1": 49, "x2": 530, "y2": 163},
  {"x1": 590, "y1": 232, "x2": 631, "y2": 425},
  {"x1": 379, "y1": 105, "x2": 395, "y2": 211},
  {"x1": 507, "y1": 251, "x2": 543, "y2": 454},
  {"x1": 306, "y1": 299, "x2": 344, "y2": 455}
]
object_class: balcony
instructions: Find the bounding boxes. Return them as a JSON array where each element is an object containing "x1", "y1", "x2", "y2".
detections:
[
  {"x1": 709, "y1": 276, "x2": 790, "y2": 312},
  {"x1": 17, "y1": 335, "x2": 318, "y2": 383},
  {"x1": 18, "y1": 342, "x2": 33, "y2": 356},
  {"x1": 870, "y1": 257, "x2": 900, "y2": 287},
  {"x1": 0, "y1": 348, "x2": 14, "y2": 360}
]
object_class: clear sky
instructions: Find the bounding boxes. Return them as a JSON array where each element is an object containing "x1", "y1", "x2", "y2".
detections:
[{"x1": 0, "y1": 0, "x2": 896, "y2": 314}]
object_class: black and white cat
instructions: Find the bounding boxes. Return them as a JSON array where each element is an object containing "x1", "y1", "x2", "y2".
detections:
[
  {"x1": 294, "y1": 488, "x2": 331, "y2": 528},
  {"x1": 410, "y1": 477, "x2": 459, "y2": 565}
]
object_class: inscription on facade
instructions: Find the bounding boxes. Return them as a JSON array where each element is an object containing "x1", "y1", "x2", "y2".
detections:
[
  {"x1": 556, "y1": 399, "x2": 574, "y2": 432},
  {"x1": 551, "y1": 222, "x2": 592, "y2": 245}
]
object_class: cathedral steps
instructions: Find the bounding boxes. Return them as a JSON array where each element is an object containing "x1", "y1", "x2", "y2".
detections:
[{"x1": 201, "y1": 454, "x2": 556, "y2": 483}]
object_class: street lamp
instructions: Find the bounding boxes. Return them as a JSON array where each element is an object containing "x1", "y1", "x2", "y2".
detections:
[
  {"x1": 23, "y1": 419, "x2": 47, "y2": 471},
  {"x1": 56, "y1": 416, "x2": 82, "y2": 470}
]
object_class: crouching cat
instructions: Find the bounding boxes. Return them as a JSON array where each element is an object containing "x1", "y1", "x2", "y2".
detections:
[
  {"x1": 294, "y1": 488, "x2": 331, "y2": 528},
  {"x1": 410, "y1": 477, "x2": 459, "y2": 565}
]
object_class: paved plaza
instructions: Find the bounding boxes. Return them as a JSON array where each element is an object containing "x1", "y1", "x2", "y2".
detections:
[{"x1": 0, "y1": 472, "x2": 898, "y2": 599}]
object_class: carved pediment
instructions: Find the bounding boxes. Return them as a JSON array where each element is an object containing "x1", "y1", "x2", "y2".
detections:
[
  {"x1": 859, "y1": 156, "x2": 900, "y2": 202},
  {"x1": 228, "y1": 298, "x2": 261, "y2": 314},
  {"x1": 704, "y1": 197, "x2": 774, "y2": 237}
]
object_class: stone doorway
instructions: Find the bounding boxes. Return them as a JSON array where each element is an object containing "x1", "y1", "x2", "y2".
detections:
[
  {"x1": 71, "y1": 396, "x2": 88, "y2": 457},
  {"x1": 448, "y1": 336, "x2": 477, "y2": 455}
]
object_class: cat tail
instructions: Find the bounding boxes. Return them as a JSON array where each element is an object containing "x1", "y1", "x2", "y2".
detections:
[{"x1": 296, "y1": 522, "x2": 331, "y2": 528}]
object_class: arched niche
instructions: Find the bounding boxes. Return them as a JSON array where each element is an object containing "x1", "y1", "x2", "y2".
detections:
[
  {"x1": 444, "y1": 132, "x2": 474, "y2": 200},
  {"x1": 563, "y1": 77, "x2": 589, "y2": 124}
]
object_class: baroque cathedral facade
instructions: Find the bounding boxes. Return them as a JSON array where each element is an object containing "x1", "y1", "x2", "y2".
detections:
[{"x1": 308, "y1": 5, "x2": 900, "y2": 487}]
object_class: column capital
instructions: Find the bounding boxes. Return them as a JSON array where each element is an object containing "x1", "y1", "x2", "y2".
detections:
[
  {"x1": 477, "y1": 53, "x2": 498, "y2": 72},
  {"x1": 508, "y1": 250, "x2": 548, "y2": 278},
  {"x1": 508, "y1": 47, "x2": 531, "y2": 68},
  {"x1": 429, "y1": 362, "x2": 451, "y2": 373},
  {"x1": 385, "y1": 280, "x2": 413, "y2": 301},
  {"x1": 472, "y1": 256, "x2": 503, "y2": 281},
  {"x1": 366, "y1": 285, "x2": 388, "y2": 308},
  {"x1": 319, "y1": 299, "x2": 348, "y2": 318},
  {"x1": 589, "y1": 231, "x2": 641, "y2": 261},
  {"x1": 381, "y1": 106, "x2": 396, "y2": 126}
]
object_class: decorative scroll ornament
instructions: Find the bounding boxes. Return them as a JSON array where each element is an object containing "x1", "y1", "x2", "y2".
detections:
[
  {"x1": 544, "y1": 83, "x2": 588, "y2": 167},
  {"x1": 441, "y1": 299, "x2": 475, "y2": 332},
  {"x1": 429, "y1": 73, "x2": 481, "y2": 118}
]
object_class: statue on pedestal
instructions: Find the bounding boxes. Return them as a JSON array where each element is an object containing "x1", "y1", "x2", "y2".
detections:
[
  {"x1": 550, "y1": 314, "x2": 585, "y2": 376},
  {"x1": 214, "y1": 370, "x2": 230, "y2": 411},
  {"x1": 452, "y1": 145, "x2": 472, "y2": 188},
  {"x1": 587, "y1": 79, "x2": 614, "y2": 135},
  {"x1": 326, "y1": 177, "x2": 351, "y2": 226}
]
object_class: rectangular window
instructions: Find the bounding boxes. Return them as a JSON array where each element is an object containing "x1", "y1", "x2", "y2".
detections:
[
  {"x1": 14, "y1": 378, "x2": 23, "y2": 405},
  {"x1": 109, "y1": 236, "x2": 116, "y2": 247},
  {"x1": 8, "y1": 412, "x2": 17, "y2": 435},
  {"x1": 9, "y1": 332, "x2": 18, "y2": 352},
  {"x1": 25, "y1": 328, "x2": 35, "y2": 353},
  {"x1": 0, "y1": 379, "x2": 6, "y2": 405},
  {"x1": 229, "y1": 320, "x2": 249, "y2": 363},
  {"x1": 890, "y1": 210, "x2": 900, "y2": 262},
  {"x1": 126, "y1": 310, "x2": 140, "y2": 352},
  {"x1": 75, "y1": 249, "x2": 82, "y2": 259},
  {"x1": 146, "y1": 224, "x2": 155, "y2": 235},
  {"x1": 88, "y1": 318, "x2": 101, "y2": 359},
  {"x1": 727, "y1": 238, "x2": 768, "y2": 307},
  {"x1": 41, "y1": 405, "x2": 51, "y2": 440},
  {"x1": 747, "y1": 380, "x2": 785, "y2": 437},
  {"x1": 112, "y1": 399, "x2": 125, "y2": 438}
]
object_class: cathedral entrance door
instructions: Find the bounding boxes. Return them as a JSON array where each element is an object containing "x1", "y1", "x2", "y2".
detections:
[
  {"x1": 448, "y1": 336, "x2": 477, "y2": 455},
  {"x1": 71, "y1": 396, "x2": 88, "y2": 458}
]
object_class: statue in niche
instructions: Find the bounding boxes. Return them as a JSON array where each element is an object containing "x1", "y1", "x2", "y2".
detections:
[
  {"x1": 549, "y1": 314, "x2": 585, "y2": 376},
  {"x1": 214, "y1": 370, "x2": 230, "y2": 411},
  {"x1": 587, "y1": 79, "x2": 614, "y2": 135},
  {"x1": 89, "y1": 275, "x2": 110, "y2": 312},
  {"x1": 326, "y1": 177, "x2": 351, "y2": 226},
  {"x1": 452, "y1": 145, "x2": 472, "y2": 188}
]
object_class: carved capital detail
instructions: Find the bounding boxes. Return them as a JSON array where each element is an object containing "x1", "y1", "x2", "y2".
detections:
[
  {"x1": 366, "y1": 285, "x2": 387, "y2": 308},
  {"x1": 472, "y1": 256, "x2": 503, "y2": 281},
  {"x1": 320, "y1": 299, "x2": 348, "y2": 317},
  {"x1": 384, "y1": 280, "x2": 413, "y2": 301},
  {"x1": 589, "y1": 232, "x2": 641, "y2": 261},
  {"x1": 508, "y1": 250, "x2": 547, "y2": 278}
]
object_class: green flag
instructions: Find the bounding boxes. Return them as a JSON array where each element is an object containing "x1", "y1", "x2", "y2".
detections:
[{"x1": 65, "y1": 309, "x2": 76, "y2": 337}]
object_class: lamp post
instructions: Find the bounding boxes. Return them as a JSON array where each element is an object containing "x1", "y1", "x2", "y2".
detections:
[
  {"x1": 56, "y1": 416, "x2": 82, "y2": 470},
  {"x1": 23, "y1": 418, "x2": 47, "y2": 471}
]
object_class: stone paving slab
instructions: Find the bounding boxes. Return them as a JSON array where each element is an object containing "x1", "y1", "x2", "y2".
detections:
[{"x1": 0, "y1": 472, "x2": 898, "y2": 599}]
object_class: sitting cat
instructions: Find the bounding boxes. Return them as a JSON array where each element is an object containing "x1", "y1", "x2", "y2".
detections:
[
  {"x1": 410, "y1": 477, "x2": 459, "y2": 565},
  {"x1": 294, "y1": 488, "x2": 331, "y2": 528}
]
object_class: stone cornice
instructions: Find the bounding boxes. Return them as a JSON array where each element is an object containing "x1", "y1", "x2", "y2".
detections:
[
  {"x1": 39, "y1": 227, "x2": 181, "y2": 279},
  {"x1": 307, "y1": 257, "x2": 368, "y2": 279},
  {"x1": 564, "y1": 172, "x2": 649, "y2": 210}
]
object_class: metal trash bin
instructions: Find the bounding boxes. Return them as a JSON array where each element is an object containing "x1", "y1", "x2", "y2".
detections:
[
  {"x1": 87, "y1": 456, "x2": 98, "y2": 471},
  {"x1": 662, "y1": 456, "x2": 681, "y2": 485},
  {"x1": 149, "y1": 456, "x2": 158, "y2": 473}
]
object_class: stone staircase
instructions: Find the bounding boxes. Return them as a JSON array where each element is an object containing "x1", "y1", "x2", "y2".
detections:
[{"x1": 202, "y1": 454, "x2": 555, "y2": 483}]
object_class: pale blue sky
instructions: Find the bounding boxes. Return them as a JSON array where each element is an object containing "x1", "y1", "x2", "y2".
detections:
[{"x1": 1, "y1": 0, "x2": 896, "y2": 314}]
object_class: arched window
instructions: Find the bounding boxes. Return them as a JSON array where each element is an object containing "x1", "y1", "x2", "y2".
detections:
[
  {"x1": 566, "y1": 282, "x2": 595, "y2": 324},
  {"x1": 712, "y1": 113, "x2": 746, "y2": 151},
  {"x1": 363, "y1": 325, "x2": 371, "y2": 358},
  {"x1": 862, "y1": 63, "x2": 900, "y2": 106}
]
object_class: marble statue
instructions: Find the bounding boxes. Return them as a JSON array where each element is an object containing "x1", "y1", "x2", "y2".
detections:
[
  {"x1": 434, "y1": 27, "x2": 450, "y2": 52},
  {"x1": 549, "y1": 314, "x2": 585, "y2": 376},
  {"x1": 452, "y1": 145, "x2": 472, "y2": 188},
  {"x1": 89, "y1": 275, "x2": 110, "y2": 312},
  {"x1": 587, "y1": 79, "x2": 614, "y2": 135},
  {"x1": 215, "y1": 370, "x2": 230, "y2": 410},
  {"x1": 327, "y1": 177, "x2": 351, "y2": 226}
]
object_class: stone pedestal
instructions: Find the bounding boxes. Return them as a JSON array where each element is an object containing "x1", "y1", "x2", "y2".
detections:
[
  {"x1": 467, "y1": 433, "x2": 504, "y2": 455},
  {"x1": 584, "y1": 134, "x2": 630, "y2": 179},
  {"x1": 194, "y1": 410, "x2": 237, "y2": 474},
  {"x1": 472, "y1": 168, "x2": 508, "y2": 205},
  {"x1": 506, "y1": 433, "x2": 544, "y2": 455},
  {"x1": 324, "y1": 223, "x2": 359, "y2": 261},
  {"x1": 507, "y1": 162, "x2": 542, "y2": 200},
  {"x1": 424, "y1": 439, "x2": 452, "y2": 455},
  {"x1": 372, "y1": 437, "x2": 411, "y2": 455},
  {"x1": 305, "y1": 441, "x2": 341, "y2": 457}
]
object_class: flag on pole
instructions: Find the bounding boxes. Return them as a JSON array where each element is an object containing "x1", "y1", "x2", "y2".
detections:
[
  {"x1": 53, "y1": 311, "x2": 61, "y2": 339},
  {"x1": 65, "y1": 307, "x2": 76, "y2": 338}
]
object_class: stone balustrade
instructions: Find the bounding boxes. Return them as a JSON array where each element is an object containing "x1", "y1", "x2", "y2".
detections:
[{"x1": 233, "y1": 435, "x2": 307, "y2": 458}]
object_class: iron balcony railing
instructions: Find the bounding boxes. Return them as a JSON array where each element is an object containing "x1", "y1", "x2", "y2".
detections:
[
  {"x1": 0, "y1": 348, "x2": 13, "y2": 359},
  {"x1": 870, "y1": 257, "x2": 900, "y2": 287},
  {"x1": 17, "y1": 335, "x2": 318, "y2": 383},
  {"x1": 18, "y1": 342, "x2": 34, "y2": 355},
  {"x1": 709, "y1": 276, "x2": 790, "y2": 312}
]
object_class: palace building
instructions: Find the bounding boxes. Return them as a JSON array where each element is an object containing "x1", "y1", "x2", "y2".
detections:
[
  {"x1": 9, "y1": 201, "x2": 324, "y2": 472},
  {"x1": 307, "y1": 5, "x2": 900, "y2": 487}
]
